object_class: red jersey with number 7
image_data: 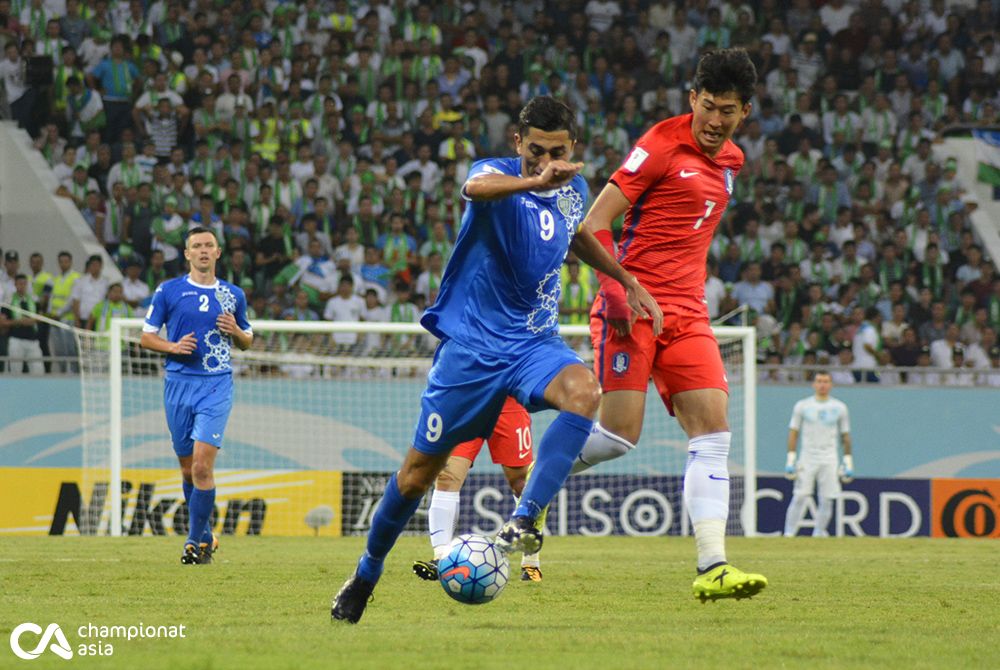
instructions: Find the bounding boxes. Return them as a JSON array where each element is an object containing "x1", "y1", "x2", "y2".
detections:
[{"x1": 605, "y1": 113, "x2": 743, "y2": 315}]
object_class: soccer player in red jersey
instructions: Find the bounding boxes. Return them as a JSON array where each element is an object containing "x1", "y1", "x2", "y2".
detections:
[{"x1": 578, "y1": 49, "x2": 767, "y2": 601}]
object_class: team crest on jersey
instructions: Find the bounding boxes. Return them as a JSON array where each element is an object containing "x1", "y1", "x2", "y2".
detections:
[
  {"x1": 556, "y1": 185, "x2": 584, "y2": 233},
  {"x1": 611, "y1": 352, "x2": 630, "y2": 374},
  {"x1": 723, "y1": 168, "x2": 734, "y2": 195},
  {"x1": 215, "y1": 284, "x2": 237, "y2": 314}
]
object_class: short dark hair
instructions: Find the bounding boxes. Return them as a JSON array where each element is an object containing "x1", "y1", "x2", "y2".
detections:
[
  {"x1": 186, "y1": 226, "x2": 217, "y2": 243},
  {"x1": 517, "y1": 96, "x2": 577, "y2": 140},
  {"x1": 693, "y1": 48, "x2": 757, "y2": 104}
]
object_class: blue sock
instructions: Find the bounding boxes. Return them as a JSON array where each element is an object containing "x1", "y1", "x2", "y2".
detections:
[
  {"x1": 357, "y1": 474, "x2": 422, "y2": 584},
  {"x1": 200, "y1": 513, "x2": 215, "y2": 545},
  {"x1": 186, "y1": 487, "x2": 216, "y2": 548},
  {"x1": 515, "y1": 412, "x2": 593, "y2": 519},
  {"x1": 181, "y1": 480, "x2": 212, "y2": 543}
]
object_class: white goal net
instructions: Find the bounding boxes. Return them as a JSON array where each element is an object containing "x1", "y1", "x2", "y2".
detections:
[{"x1": 79, "y1": 321, "x2": 756, "y2": 539}]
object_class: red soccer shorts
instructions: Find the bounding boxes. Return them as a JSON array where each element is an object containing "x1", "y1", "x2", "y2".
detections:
[
  {"x1": 590, "y1": 305, "x2": 728, "y2": 416},
  {"x1": 451, "y1": 397, "x2": 532, "y2": 467}
]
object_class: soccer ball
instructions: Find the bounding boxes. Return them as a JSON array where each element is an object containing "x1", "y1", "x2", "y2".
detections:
[{"x1": 438, "y1": 534, "x2": 509, "y2": 605}]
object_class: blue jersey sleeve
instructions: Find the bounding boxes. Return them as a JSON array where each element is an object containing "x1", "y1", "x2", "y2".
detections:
[
  {"x1": 234, "y1": 287, "x2": 252, "y2": 333},
  {"x1": 461, "y1": 158, "x2": 517, "y2": 201},
  {"x1": 143, "y1": 285, "x2": 168, "y2": 332}
]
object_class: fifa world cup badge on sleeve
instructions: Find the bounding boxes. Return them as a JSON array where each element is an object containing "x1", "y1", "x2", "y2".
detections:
[
  {"x1": 623, "y1": 146, "x2": 648, "y2": 173},
  {"x1": 724, "y1": 168, "x2": 734, "y2": 195}
]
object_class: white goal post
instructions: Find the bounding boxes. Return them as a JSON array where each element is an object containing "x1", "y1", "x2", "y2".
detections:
[{"x1": 88, "y1": 320, "x2": 756, "y2": 538}]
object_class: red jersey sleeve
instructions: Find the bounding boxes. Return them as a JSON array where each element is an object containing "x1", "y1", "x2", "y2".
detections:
[{"x1": 609, "y1": 131, "x2": 670, "y2": 204}]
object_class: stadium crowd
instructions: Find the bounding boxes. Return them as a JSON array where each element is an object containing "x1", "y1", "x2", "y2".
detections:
[{"x1": 1, "y1": 0, "x2": 999, "y2": 384}]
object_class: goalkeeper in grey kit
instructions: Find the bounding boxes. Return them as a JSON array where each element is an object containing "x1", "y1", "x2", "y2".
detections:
[{"x1": 783, "y1": 371, "x2": 853, "y2": 537}]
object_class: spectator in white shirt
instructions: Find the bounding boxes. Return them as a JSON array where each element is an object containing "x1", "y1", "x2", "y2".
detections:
[
  {"x1": 585, "y1": 0, "x2": 622, "y2": 33},
  {"x1": 732, "y1": 262, "x2": 775, "y2": 315},
  {"x1": 216, "y1": 72, "x2": 254, "y2": 121},
  {"x1": 819, "y1": 0, "x2": 854, "y2": 36},
  {"x1": 929, "y1": 324, "x2": 962, "y2": 369},
  {"x1": 71, "y1": 254, "x2": 109, "y2": 328},
  {"x1": 852, "y1": 307, "x2": 883, "y2": 382},
  {"x1": 121, "y1": 260, "x2": 150, "y2": 312},
  {"x1": 398, "y1": 144, "x2": 441, "y2": 196},
  {"x1": 323, "y1": 274, "x2": 365, "y2": 349}
]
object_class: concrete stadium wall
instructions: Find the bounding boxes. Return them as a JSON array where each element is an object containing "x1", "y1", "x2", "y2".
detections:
[
  {"x1": 936, "y1": 137, "x2": 1000, "y2": 268},
  {"x1": 0, "y1": 121, "x2": 120, "y2": 281}
]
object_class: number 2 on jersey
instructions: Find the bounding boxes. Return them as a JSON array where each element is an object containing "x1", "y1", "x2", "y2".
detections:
[
  {"x1": 693, "y1": 200, "x2": 716, "y2": 230},
  {"x1": 198, "y1": 295, "x2": 210, "y2": 312}
]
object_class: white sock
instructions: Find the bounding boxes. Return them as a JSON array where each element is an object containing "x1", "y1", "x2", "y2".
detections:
[
  {"x1": 683, "y1": 431, "x2": 731, "y2": 571},
  {"x1": 784, "y1": 494, "x2": 808, "y2": 537},
  {"x1": 521, "y1": 552, "x2": 540, "y2": 568},
  {"x1": 813, "y1": 497, "x2": 834, "y2": 537},
  {"x1": 570, "y1": 423, "x2": 636, "y2": 474},
  {"x1": 428, "y1": 489, "x2": 460, "y2": 560}
]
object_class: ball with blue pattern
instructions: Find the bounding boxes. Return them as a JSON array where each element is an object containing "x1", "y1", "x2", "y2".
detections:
[{"x1": 438, "y1": 534, "x2": 509, "y2": 605}]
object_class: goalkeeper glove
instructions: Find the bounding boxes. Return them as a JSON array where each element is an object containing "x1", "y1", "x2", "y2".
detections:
[
  {"x1": 784, "y1": 452, "x2": 796, "y2": 480},
  {"x1": 839, "y1": 454, "x2": 854, "y2": 483}
]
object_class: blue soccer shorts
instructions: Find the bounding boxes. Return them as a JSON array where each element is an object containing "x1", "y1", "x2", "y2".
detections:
[
  {"x1": 412, "y1": 336, "x2": 584, "y2": 456},
  {"x1": 163, "y1": 372, "x2": 234, "y2": 457}
]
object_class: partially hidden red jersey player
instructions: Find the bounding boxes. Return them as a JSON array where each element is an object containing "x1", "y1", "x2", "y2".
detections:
[
  {"x1": 413, "y1": 397, "x2": 546, "y2": 582},
  {"x1": 575, "y1": 48, "x2": 769, "y2": 602}
]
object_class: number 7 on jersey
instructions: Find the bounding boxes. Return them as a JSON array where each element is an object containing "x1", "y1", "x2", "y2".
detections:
[{"x1": 693, "y1": 200, "x2": 716, "y2": 230}]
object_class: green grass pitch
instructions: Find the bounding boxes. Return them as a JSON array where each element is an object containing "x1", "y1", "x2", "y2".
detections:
[{"x1": 1, "y1": 536, "x2": 997, "y2": 669}]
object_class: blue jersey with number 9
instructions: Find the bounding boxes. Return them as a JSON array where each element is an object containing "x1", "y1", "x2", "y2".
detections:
[{"x1": 421, "y1": 157, "x2": 588, "y2": 356}]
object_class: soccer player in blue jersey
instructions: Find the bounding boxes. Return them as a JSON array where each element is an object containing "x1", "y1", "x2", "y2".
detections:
[
  {"x1": 332, "y1": 96, "x2": 663, "y2": 623},
  {"x1": 140, "y1": 227, "x2": 253, "y2": 564}
]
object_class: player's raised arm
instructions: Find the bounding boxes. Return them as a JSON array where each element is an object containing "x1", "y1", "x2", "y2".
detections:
[{"x1": 463, "y1": 159, "x2": 584, "y2": 202}]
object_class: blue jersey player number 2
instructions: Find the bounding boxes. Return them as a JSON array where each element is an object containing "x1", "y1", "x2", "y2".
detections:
[
  {"x1": 332, "y1": 96, "x2": 663, "y2": 624},
  {"x1": 140, "y1": 227, "x2": 253, "y2": 565}
]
